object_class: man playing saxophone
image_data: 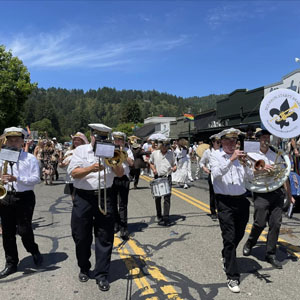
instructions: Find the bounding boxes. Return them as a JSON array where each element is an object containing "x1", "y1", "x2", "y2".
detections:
[
  {"x1": 243, "y1": 129, "x2": 295, "y2": 269},
  {"x1": 68, "y1": 123, "x2": 124, "y2": 292},
  {"x1": 0, "y1": 127, "x2": 42, "y2": 279}
]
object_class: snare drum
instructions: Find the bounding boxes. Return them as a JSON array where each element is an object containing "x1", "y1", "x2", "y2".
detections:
[{"x1": 150, "y1": 177, "x2": 171, "y2": 197}]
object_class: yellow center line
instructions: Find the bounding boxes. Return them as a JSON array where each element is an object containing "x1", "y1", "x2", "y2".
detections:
[
  {"x1": 127, "y1": 238, "x2": 183, "y2": 300},
  {"x1": 172, "y1": 189, "x2": 211, "y2": 213},
  {"x1": 141, "y1": 175, "x2": 300, "y2": 258},
  {"x1": 114, "y1": 236, "x2": 158, "y2": 298}
]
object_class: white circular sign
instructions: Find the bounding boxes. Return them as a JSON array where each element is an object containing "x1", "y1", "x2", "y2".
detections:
[{"x1": 260, "y1": 88, "x2": 300, "y2": 138}]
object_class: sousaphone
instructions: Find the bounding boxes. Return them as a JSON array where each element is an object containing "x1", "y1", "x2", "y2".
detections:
[{"x1": 245, "y1": 88, "x2": 298, "y2": 193}]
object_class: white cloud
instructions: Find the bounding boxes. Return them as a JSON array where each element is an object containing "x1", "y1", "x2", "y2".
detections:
[
  {"x1": 205, "y1": 2, "x2": 282, "y2": 29},
  {"x1": 5, "y1": 29, "x2": 188, "y2": 69}
]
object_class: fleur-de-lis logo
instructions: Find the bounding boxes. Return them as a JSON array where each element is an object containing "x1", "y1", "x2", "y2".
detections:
[{"x1": 269, "y1": 99, "x2": 298, "y2": 129}]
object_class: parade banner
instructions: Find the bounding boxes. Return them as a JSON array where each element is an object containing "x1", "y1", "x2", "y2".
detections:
[{"x1": 259, "y1": 88, "x2": 300, "y2": 138}]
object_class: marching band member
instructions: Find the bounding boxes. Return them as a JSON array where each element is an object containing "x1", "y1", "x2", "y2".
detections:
[
  {"x1": 199, "y1": 134, "x2": 221, "y2": 221},
  {"x1": 111, "y1": 131, "x2": 134, "y2": 240},
  {"x1": 0, "y1": 127, "x2": 42, "y2": 278},
  {"x1": 59, "y1": 132, "x2": 89, "y2": 201},
  {"x1": 242, "y1": 129, "x2": 295, "y2": 269},
  {"x1": 210, "y1": 128, "x2": 253, "y2": 293},
  {"x1": 68, "y1": 124, "x2": 124, "y2": 292},
  {"x1": 149, "y1": 140, "x2": 177, "y2": 226}
]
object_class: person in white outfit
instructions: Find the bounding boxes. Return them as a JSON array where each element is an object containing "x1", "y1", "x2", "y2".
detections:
[
  {"x1": 200, "y1": 134, "x2": 221, "y2": 220},
  {"x1": 172, "y1": 139, "x2": 189, "y2": 189}
]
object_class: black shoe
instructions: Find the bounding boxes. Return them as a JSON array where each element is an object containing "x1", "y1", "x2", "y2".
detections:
[
  {"x1": 97, "y1": 279, "x2": 110, "y2": 291},
  {"x1": 133, "y1": 185, "x2": 138, "y2": 189},
  {"x1": 158, "y1": 219, "x2": 165, "y2": 226},
  {"x1": 157, "y1": 215, "x2": 163, "y2": 224},
  {"x1": 120, "y1": 227, "x2": 129, "y2": 240},
  {"x1": 78, "y1": 270, "x2": 89, "y2": 282},
  {"x1": 0, "y1": 265, "x2": 17, "y2": 278},
  {"x1": 32, "y1": 252, "x2": 43, "y2": 267},
  {"x1": 211, "y1": 214, "x2": 218, "y2": 221},
  {"x1": 114, "y1": 223, "x2": 120, "y2": 234},
  {"x1": 243, "y1": 241, "x2": 252, "y2": 257},
  {"x1": 265, "y1": 255, "x2": 282, "y2": 269}
]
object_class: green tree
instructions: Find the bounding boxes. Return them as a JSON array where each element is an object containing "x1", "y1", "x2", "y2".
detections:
[
  {"x1": 121, "y1": 100, "x2": 142, "y2": 123},
  {"x1": 0, "y1": 45, "x2": 36, "y2": 131},
  {"x1": 31, "y1": 118, "x2": 57, "y2": 138}
]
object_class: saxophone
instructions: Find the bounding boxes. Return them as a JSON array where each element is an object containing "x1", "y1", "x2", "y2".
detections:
[{"x1": 0, "y1": 161, "x2": 8, "y2": 199}]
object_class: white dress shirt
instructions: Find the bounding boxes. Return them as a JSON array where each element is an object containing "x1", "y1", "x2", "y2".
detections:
[
  {"x1": 0, "y1": 151, "x2": 40, "y2": 192},
  {"x1": 210, "y1": 148, "x2": 253, "y2": 196},
  {"x1": 150, "y1": 149, "x2": 175, "y2": 177},
  {"x1": 122, "y1": 148, "x2": 134, "y2": 178},
  {"x1": 67, "y1": 144, "x2": 116, "y2": 190},
  {"x1": 200, "y1": 148, "x2": 215, "y2": 170}
]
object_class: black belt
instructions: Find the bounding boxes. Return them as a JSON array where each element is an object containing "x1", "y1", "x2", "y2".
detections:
[
  {"x1": 76, "y1": 188, "x2": 112, "y2": 195},
  {"x1": 215, "y1": 193, "x2": 246, "y2": 199},
  {"x1": 7, "y1": 190, "x2": 33, "y2": 196}
]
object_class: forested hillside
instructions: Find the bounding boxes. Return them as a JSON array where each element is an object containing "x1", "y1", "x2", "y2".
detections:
[{"x1": 23, "y1": 87, "x2": 226, "y2": 140}]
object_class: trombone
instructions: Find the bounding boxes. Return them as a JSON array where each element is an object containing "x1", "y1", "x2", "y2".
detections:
[{"x1": 98, "y1": 157, "x2": 107, "y2": 215}]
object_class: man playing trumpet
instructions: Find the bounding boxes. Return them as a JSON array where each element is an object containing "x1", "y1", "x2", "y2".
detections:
[
  {"x1": 68, "y1": 124, "x2": 124, "y2": 292},
  {"x1": 242, "y1": 129, "x2": 295, "y2": 269}
]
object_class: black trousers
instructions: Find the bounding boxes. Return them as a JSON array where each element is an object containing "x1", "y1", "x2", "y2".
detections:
[
  {"x1": 0, "y1": 191, "x2": 39, "y2": 266},
  {"x1": 155, "y1": 176, "x2": 172, "y2": 219},
  {"x1": 208, "y1": 174, "x2": 217, "y2": 215},
  {"x1": 130, "y1": 168, "x2": 141, "y2": 186},
  {"x1": 247, "y1": 189, "x2": 284, "y2": 256},
  {"x1": 216, "y1": 194, "x2": 250, "y2": 281},
  {"x1": 71, "y1": 188, "x2": 114, "y2": 281},
  {"x1": 112, "y1": 175, "x2": 130, "y2": 229}
]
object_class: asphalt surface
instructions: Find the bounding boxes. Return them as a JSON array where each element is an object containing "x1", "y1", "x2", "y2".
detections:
[{"x1": 0, "y1": 164, "x2": 300, "y2": 300}]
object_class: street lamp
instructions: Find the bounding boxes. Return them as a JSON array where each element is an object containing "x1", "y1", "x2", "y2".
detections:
[{"x1": 295, "y1": 57, "x2": 300, "y2": 63}]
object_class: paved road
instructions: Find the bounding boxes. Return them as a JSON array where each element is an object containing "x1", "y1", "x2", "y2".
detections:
[{"x1": 0, "y1": 166, "x2": 300, "y2": 300}]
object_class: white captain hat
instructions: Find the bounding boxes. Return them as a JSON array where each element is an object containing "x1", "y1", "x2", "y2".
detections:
[
  {"x1": 112, "y1": 131, "x2": 126, "y2": 140},
  {"x1": 88, "y1": 123, "x2": 112, "y2": 135},
  {"x1": 4, "y1": 127, "x2": 27, "y2": 138},
  {"x1": 209, "y1": 133, "x2": 220, "y2": 140},
  {"x1": 217, "y1": 128, "x2": 243, "y2": 139}
]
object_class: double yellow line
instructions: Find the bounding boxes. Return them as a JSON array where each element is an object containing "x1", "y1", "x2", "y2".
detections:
[{"x1": 114, "y1": 236, "x2": 183, "y2": 299}]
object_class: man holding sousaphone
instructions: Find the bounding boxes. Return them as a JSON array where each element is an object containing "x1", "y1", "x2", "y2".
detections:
[
  {"x1": 242, "y1": 129, "x2": 295, "y2": 269},
  {"x1": 149, "y1": 139, "x2": 177, "y2": 226},
  {"x1": 67, "y1": 123, "x2": 124, "y2": 292}
]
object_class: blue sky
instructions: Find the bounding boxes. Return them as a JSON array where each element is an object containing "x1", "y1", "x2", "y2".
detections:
[{"x1": 1, "y1": 1, "x2": 300, "y2": 98}]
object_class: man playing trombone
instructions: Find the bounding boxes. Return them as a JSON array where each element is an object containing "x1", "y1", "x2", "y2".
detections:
[{"x1": 68, "y1": 123, "x2": 124, "y2": 292}]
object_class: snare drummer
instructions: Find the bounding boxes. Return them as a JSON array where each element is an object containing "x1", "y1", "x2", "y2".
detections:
[{"x1": 149, "y1": 140, "x2": 177, "y2": 226}]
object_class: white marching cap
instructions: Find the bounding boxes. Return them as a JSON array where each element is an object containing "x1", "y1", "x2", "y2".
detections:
[
  {"x1": 88, "y1": 123, "x2": 112, "y2": 134},
  {"x1": 209, "y1": 133, "x2": 220, "y2": 140},
  {"x1": 112, "y1": 131, "x2": 126, "y2": 140},
  {"x1": 4, "y1": 127, "x2": 27, "y2": 138},
  {"x1": 217, "y1": 128, "x2": 243, "y2": 139}
]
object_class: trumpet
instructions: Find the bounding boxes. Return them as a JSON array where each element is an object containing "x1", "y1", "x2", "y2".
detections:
[{"x1": 239, "y1": 154, "x2": 265, "y2": 171}]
